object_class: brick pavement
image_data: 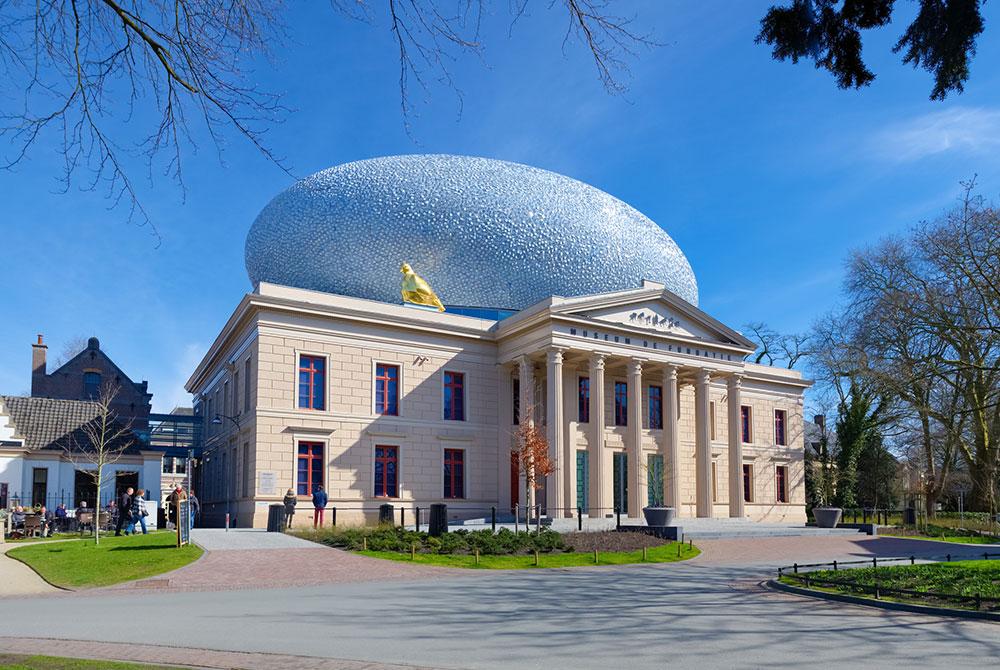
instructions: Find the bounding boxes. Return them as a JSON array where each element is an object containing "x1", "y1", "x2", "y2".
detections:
[
  {"x1": 0, "y1": 638, "x2": 447, "y2": 670},
  {"x1": 94, "y1": 545, "x2": 460, "y2": 594}
]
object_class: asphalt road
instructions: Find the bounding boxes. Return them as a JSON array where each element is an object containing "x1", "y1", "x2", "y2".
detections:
[{"x1": 4, "y1": 545, "x2": 1000, "y2": 670}]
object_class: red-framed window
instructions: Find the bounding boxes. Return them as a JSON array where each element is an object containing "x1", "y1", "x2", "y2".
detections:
[
  {"x1": 444, "y1": 371, "x2": 465, "y2": 421},
  {"x1": 614, "y1": 381, "x2": 628, "y2": 426},
  {"x1": 741, "y1": 406, "x2": 752, "y2": 443},
  {"x1": 648, "y1": 385, "x2": 663, "y2": 430},
  {"x1": 298, "y1": 355, "x2": 326, "y2": 410},
  {"x1": 375, "y1": 364, "x2": 400, "y2": 416},
  {"x1": 297, "y1": 442, "x2": 324, "y2": 496},
  {"x1": 443, "y1": 448, "x2": 465, "y2": 499},
  {"x1": 374, "y1": 445, "x2": 399, "y2": 497},
  {"x1": 743, "y1": 463, "x2": 753, "y2": 503},
  {"x1": 776, "y1": 465, "x2": 788, "y2": 503},
  {"x1": 774, "y1": 409, "x2": 787, "y2": 446},
  {"x1": 578, "y1": 377, "x2": 590, "y2": 423}
]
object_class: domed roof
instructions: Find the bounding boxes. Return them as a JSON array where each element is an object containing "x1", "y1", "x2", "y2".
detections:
[{"x1": 245, "y1": 155, "x2": 698, "y2": 311}]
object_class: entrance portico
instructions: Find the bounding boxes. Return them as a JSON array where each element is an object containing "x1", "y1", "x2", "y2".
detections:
[{"x1": 497, "y1": 281, "x2": 807, "y2": 522}]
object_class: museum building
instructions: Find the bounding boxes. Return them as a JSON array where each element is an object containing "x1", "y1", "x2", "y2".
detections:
[{"x1": 187, "y1": 155, "x2": 810, "y2": 527}]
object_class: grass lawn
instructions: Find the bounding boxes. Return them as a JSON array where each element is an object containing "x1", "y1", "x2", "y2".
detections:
[
  {"x1": 782, "y1": 560, "x2": 1000, "y2": 610},
  {"x1": 881, "y1": 524, "x2": 1000, "y2": 545},
  {"x1": 0, "y1": 655, "x2": 180, "y2": 669},
  {"x1": 881, "y1": 533, "x2": 1000, "y2": 545},
  {"x1": 361, "y1": 541, "x2": 699, "y2": 569},
  {"x1": 6, "y1": 531, "x2": 202, "y2": 589}
]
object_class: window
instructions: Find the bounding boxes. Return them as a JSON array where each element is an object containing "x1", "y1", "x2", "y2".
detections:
[
  {"x1": 443, "y1": 371, "x2": 465, "y2": 421},
  {"x1": 743, "y1": 463, "x2": 754, "y2": 503},
  {"x1": 32, "y1": 467, "x2": 48, "y2": 507},
  {"x1": 647, "y1": 454, "x2": 664, "y2": 506},
  {"x1": 776, "y1": 465, "x2": 788, "y2": 503},
  {"x1": 233, "y1": 371, "x2": 240, "y2": 416},
  {"x1": 512, "y1": 377, "x2": 520, "y2": 425},
  {"x1": 741, "y1": 406, "x2": 752, "y2": 443},
  {"x1": 244, "y1": 358, "x2": 252, "y2": 412},
  {"x1": 83, "y1": 372, "x2": 101, "y2": 399},
  {"x1": 614, "y1": 381, "x2": 628, "y2": 426},
  {"x1": 175, "y1": 457, "x2": 186, "y2": 475},
  {"x1": 224, "y1": 381, "x2": 231, "y2": 417},
  {"x1": 375, "y1": 364, "x2": 400, "y2": 416},
  {"x1": 774, "y1": 409, "x2": 787, "y2": 446},
  {"x1": 578, "y1": 377, "x2": 590, "y2": 423},
  {"x1": 444, "y1": 449, "x2": 465, "y2": 499},
  {"x1": 648, "y1": 385, "x2": 663, "y2": 429},
  {"x1": 711, "y1": 461, "x2": 718, "y2": 502},
  {"x1": 296, "y1": 442, "x2": 324, "y2": 495},
  {"x1": 298, "y1": 355, "x2": 326, "y2": 410},
  {"x1": 163, "y1": 457, "x2": 173, "y2": 474},
  {"x1": 374, "y1": 446, "x2": 399, "y2": 497}
]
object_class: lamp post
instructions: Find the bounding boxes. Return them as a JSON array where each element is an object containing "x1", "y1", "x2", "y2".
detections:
[{"x1": 210, "y1": 413, "x2": 241, "y2": 530}]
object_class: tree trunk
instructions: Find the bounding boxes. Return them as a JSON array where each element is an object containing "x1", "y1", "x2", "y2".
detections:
[{"x1": 924, "y1": 491, "x2": 937, "y2": 519}]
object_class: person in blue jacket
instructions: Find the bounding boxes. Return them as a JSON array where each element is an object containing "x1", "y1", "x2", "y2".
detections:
[{"x1": 312, "y1": 485, "x2": 328, "y2": 529}]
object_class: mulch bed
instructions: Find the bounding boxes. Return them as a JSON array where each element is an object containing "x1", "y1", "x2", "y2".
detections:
[{"x1": 561, "y1": 531, "x2": 668, "y2": 552}]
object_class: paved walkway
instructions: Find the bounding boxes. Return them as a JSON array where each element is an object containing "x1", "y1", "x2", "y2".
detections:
[
  {"x1": 94, "y1": 529, "x2": 459, "y2": 594},
  {"x1": 1, "y1": 535, "x2": 998, "y2": 669},
  {"x1": 0, "y1": 543, "x2": 58, "y2": 596}
]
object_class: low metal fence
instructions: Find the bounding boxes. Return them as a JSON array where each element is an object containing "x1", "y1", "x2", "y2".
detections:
[{"x1": 777, "y1": 551, "x2": 1000, "y2": 612}]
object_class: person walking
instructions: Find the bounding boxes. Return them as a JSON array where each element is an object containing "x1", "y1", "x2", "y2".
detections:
[
  {"x1": 312, "y1": 485, "x2": 328, "y2": 529},
  {"x1": 126, "y1": 489, "x2": 149, "y2": 535},
  {"x1": 282, "y1": 489, "x2": 297, "y2": 529},
  {"x1": 115, "y1": 487, "x2": 133, "y2": 536},
  {"x1": 188, "y1": 490, "x2": 200, "y2": 529}
]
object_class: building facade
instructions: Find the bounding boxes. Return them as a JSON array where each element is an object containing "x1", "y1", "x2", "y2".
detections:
[{"x1": 187, "y1": 281, "x2": 809, "y2": 528}]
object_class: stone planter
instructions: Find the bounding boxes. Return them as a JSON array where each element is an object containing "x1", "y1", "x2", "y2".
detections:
[
  {"x1": 642, "y1": 506, "x2": 676, "y2": 527},
  {"x1": 813, "y1": 507, "x2": 843, "y2": 528}
]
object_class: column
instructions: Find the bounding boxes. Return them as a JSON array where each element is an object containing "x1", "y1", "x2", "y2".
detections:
[
  {"x1": 728, "y1": 374, "x2": 745, "y2": 518},
  {"x1": 694, "y1": 368, "x2": 713, "y2": 518},
  {"x1": 498, "y1": 364, "x2": 514, "y2": 512},
  {"x1": 627, "y1": 359, "x2": 644, "y2": 518},
  {"x1": 517, "y1": 355, "x2": 535, "y2": 513},
  {"x1": 588, "y1": 353, "x2": 606, "y2": 517},
  {"x1": 661, "y1": 364, "x2": 680, "y2": 510},
  {"x1": 545, "y1": 348, "x2": 566, "y2": 517}
]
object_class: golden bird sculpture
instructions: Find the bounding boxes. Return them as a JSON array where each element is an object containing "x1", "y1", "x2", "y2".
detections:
[{"x1": 400, "y1": 262, "x2": 445, "y2": 312}]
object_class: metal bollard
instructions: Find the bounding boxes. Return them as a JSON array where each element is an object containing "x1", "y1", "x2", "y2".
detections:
[
  {"x1": 535, "y1": 505, "x2": 541, "y2": 534},
  {"x1": 400, "y1": 507, "x2": 405, "y2": 528},
  {"x1": 616, "y1": 507, "x2": 621, "y2": 530},
  {"x1": 415, "y1": 507, "x2": 421, "y2": 533},
  {"x1": 910, "y1": 556, "x2": 915, "y2": 565},
  {"x1": 577, "y1": 506, "x2": 583, "y2": 531},
  {"x1": 833, "y1": 560, "x2": 838, "y2": 571},
  {"x1": 873, "y1": 557, "x2": 877, "y2": 568},
  {"x1": 331, "y1": 507, "x2": 337, "y2": 527},
  {"x1": 793, "y1": 563, "x2": 798, "y2": 574},
  {"x1": 491, "y1": 506, "x2": 496, "y2": 532}
]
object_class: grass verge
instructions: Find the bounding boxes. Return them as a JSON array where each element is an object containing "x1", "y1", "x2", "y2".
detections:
[
  {"x1": 360, "y1": 541, "x2": 699, "y2": 569},
  {"x1": 781, "y1": 560, "x2": 1000, "y2": 611},
  {"x1": 0, "y1": 654, "x2": 180, "y2": 669},
  {"x1": 6, "y1": 531, "x2": 202, "y2": 589}
]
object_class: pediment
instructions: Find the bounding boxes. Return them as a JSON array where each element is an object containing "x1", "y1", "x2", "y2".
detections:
[{"x1": 556, "y1": 291, "x2": 754, "y2": 349}]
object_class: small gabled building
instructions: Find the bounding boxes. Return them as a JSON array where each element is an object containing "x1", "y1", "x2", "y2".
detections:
[{"x1": 0, "y1": 395, "x2": 161, "y2": 509}]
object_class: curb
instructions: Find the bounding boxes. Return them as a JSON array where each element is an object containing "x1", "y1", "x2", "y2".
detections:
[{"x1": 766, "y1": 578, "x2": 1000, "y2": 623}]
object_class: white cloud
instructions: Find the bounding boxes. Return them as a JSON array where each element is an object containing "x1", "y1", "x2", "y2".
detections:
[{"x1": 873, "y1": 107, "x2": 1000, "y2": 162}]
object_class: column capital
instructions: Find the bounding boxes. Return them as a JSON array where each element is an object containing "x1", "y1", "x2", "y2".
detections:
[
  {"x1": 661, "y1": 362, "x2": 680, "y2": 379},
  {"x1": 588, "y1": 352, "x2": 607, "y2": 370},
  {"x1": 627, "y1": 358, "x2": 646, "y2": 376},
  {"x1": 727, "y1": 373, "x2": 743, "y2": 390},
  {"x1": 695, "y1": 367, "x2": 712, "y2": 384},
  {"x1": 546, "y1": 347, "x2": 566, "y2": 365}
]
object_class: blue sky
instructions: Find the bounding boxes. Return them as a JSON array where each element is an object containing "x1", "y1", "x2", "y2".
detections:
[{"x1": 3, "y1": 1, "x2": 1000, "y2": 411}]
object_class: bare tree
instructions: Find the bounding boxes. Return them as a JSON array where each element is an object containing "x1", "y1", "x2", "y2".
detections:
[
  {"x1": 51, "y1": 335, "x2": 90, "y2": 370},
  {"x1": 62, "y1": 382, "x2": 135, "y2": 544},
  {"x1": 1, "y1": 1, "x2": 653, "y2": 237},
  {"x1": 743, "y1": 322, "x2": 780, "y2": 366}
]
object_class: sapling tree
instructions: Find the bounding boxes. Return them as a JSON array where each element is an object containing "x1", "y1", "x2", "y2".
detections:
[
  {"x1": 511, "y1": 408, "x2": 555, "y2": 526},
  {"x1": 62, "y1": 382, "x2": 135, "y2": 545}
]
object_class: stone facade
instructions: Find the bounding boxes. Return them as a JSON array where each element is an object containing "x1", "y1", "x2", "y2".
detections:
[{"x1": 188, "y1": 282, "x2": 810, "y2": 528}]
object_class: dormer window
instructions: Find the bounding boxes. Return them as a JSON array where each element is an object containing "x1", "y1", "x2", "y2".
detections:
[{"x1": 83, "y1": 372, "x2": 101, "y2": 399}]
